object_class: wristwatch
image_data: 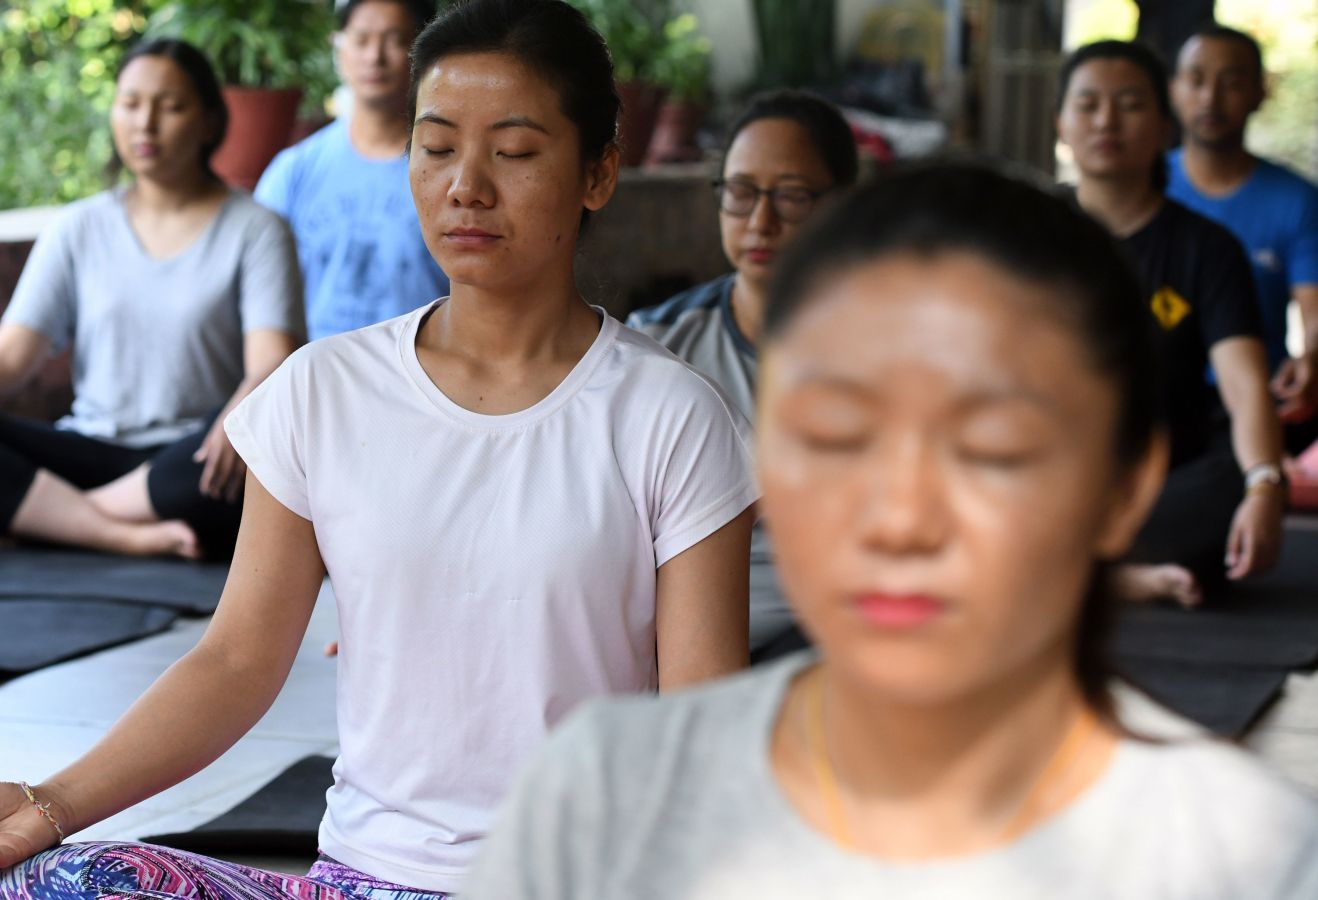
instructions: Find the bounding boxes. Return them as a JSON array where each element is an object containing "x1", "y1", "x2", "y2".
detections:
[{"x1": 1244, "y1": 462, "x2": 1286, "y2": 493}]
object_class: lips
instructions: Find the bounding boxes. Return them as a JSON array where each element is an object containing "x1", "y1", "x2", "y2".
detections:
[
  {"x1": 444, "y1": 227, "x2": 501, "y2": 247},
  {"x1": 132, "y1": 143, "x2": 160, "y2": 158},
  {"x1": 745, "y1": 248, "x2": 775, "y2": 265},
  {"x1": 854, "y1": 593, "x2": 945, "y2": 629}
]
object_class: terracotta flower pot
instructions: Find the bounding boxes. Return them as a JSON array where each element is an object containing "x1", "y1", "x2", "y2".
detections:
[
  {"x1": 212, "y1": 86, "x2": 303, "y2": 191},
  {"x1": 616, "y1": 81, "x2": 667, "y2": 167},
  {"x1": 645, "y1": 99, "x2": 709, "y2": 165}
]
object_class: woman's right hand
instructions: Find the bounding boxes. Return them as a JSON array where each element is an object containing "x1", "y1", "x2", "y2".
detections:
[{"x1": 0, "y1": 782, "x2": 63, "y2": 868}]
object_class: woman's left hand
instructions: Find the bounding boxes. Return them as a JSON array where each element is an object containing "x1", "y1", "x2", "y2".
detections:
[
  {"x1": 193, "y1": 420, "x2": 247, "y2": 503},
  {"x1": 1225, "y1": 488, "x2": 1285, "y2": 580}
]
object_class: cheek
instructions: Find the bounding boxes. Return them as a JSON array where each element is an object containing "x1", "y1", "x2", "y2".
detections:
[{"x1": 720, "y1": 214, "x2": 744, "y2": 259}]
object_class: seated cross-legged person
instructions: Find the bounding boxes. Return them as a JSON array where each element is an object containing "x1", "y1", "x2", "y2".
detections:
[
  {"x1": 0, "y1": 39, "x2": 303, "y2": 560},
  {"x1": 464, "y1": 162, "x2": 1318, "y2": 900},
  {"x1": 628, "y1": 90, "x2": 859, "y2": 661},
  {"x1": 1057, "y1": 40, "x2": 1285, "y2": 607},
  {"x1": 0, "y1": 2, "x2": 753, "y2": 897},
  {"x1": 255, "y1": 0, "x2": 449, "y2": 340}
]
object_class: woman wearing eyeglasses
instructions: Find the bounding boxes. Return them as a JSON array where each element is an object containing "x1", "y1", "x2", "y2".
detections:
[{"x1": 627, "y1": 90, "x2": 859, "y2": 662}]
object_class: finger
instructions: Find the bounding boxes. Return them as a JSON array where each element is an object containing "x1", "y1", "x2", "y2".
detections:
[
  {"x1": 324, "y1": 640, "x2": 339, "y2": 657},
  {"x1": 1225, "y1": 521, "x2": 1245, "y2": 578},
  {"x1": 224, "y1": 458, "x2": 247, "y2": 504},
  {"x1": 1229, "y1": 527, "x2": 1255, "y2": 580},
  {"x1": 198, "y1": 453, "x2": 218, "y2": 497}
]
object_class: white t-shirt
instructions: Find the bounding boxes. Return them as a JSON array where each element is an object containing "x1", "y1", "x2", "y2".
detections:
[
  {"x1": 224, "y1": 303, "x2": 757, "y2": 892},
  {"x1": 465, "y1": 654, "x2": 1318, "y2": 899}
]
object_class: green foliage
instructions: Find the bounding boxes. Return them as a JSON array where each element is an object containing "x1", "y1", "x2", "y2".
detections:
[
  {"x1": 564, "y1": 0, "x2": 673, "y2": 83},
  {"x1": 145, "y1": 0, "x2": 335, "y2": 107},
  {"x1": 751, "y1": 0, "x2": 837, "y2": 90},
  {"x1": 0, "y1": 0, "x2": 160, "y2": 209},
  {"x1": 651, "y1": 13, "x2": 712, "y2": 102}
]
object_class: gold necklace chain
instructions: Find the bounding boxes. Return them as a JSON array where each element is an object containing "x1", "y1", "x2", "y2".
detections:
[{"x1": 804, "y1": 669, "x2": 1098, "y2": 852}]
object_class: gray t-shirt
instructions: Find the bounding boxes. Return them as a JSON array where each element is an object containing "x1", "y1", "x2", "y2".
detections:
[
  {"x1": 4, "y1": 187, "x2": 305, "y2": 447},
  {"x1": 464, "y1": 654, "x2": 1318, "y2": 899},
  {"x1": 628, "y1": 276, "x2": 794, "y2": 654}
]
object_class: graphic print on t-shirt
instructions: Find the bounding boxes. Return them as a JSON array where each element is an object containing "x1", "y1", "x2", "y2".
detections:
[{"x1": 1150, "y1": 285, "x2": 1192, "y2": 331}]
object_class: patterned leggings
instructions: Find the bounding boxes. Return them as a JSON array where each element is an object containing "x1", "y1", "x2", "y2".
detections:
[{"x1": 0, "y1": 843, "x2": 449, "y2": 900}]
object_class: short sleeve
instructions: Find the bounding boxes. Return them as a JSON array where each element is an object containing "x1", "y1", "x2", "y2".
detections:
[
  {"x1": 1196, "y1": 221, "x2": 1264, "y2": 350},
  {"x1": 1286, "y1": 183, "x2": 1318, "y2": 288},
  {"x1": 237, "y1": 208, "x2": 306, "y2": 342},
  {"x1": 648, "y1": 366, "x2": 758, "y2": 567},
  {"x1": 2, "y1": 210, "x2": 79, "y2": 351},
  {"x1": 253, "y1": 147, "x2": 294, "y2": 217},
  {"x1": 224, "y1": 347, "x2": 312, "y2": 518}
]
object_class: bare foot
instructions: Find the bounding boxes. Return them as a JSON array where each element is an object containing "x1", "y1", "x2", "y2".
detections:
[
  {"x1": 1114, "y1": 563, "x2": 1202, "y2": 608},
  {"x1": 120, "y1": 520, "x2": 202, "y2": 560}
]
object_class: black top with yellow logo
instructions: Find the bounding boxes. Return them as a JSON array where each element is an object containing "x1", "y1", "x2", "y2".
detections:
[{"x1": 1122, "y1": 200, "x2": 1262, "y2": 467}]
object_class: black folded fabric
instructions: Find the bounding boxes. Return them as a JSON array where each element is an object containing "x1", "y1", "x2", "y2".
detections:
[
  {"x1": 0, "y1": 597, "x2": 177, "y2": 678},
  {"x1": 1116, "y1": 658, "x2": 1289, "y2": 736},
  {"x1": 0, "y1": 546, "x2": 228, "y2": 614},
  {"x1": 144, "y1": 756, "x2": 335, "y2": 856}
]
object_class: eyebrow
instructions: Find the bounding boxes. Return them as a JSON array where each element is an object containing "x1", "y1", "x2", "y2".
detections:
[
  {"x1": 413, "y1": 113, "x2": 550, "y2": 135},
  {"x1": 788, "y1": 374, "x2": 1058, "y2": 412}
]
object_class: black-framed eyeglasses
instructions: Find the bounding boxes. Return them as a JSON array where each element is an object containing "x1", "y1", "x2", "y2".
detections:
[{"x1": 712, "y1": 179, "x2": 825, "y2": 223}]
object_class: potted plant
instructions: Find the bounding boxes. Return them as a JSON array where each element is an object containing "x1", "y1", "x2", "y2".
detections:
[
  {"x1": 146, "y1": 0, "x2": 336, "y2": 189},
  {"x1": 751, "y1": 0, "x2": 838, "y2": 90},
  {"x1": 567, "y1": 0, "x2": 672, "y2": 166},
  {"x1": 646, "y1": 13, "x2": 713, "y2": 165}
]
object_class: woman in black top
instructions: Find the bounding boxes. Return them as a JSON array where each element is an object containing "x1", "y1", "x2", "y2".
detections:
[{"x1": 1056, "y1": 40, "x2": 1284, "y2": 606}]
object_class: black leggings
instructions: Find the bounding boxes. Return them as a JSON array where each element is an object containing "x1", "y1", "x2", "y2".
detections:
[
  {"x1": 1128, "y1": 429, "x2": 1242, "y2": 589},
  {"x1": 0, "y1": 412, "x2": 241, "y2": 559}
]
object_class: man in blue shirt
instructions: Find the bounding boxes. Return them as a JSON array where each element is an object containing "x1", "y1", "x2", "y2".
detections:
[
  {"x1": 256, "y1": 0, "x2": 447, "y2": 340},
  {"x1": 1168, "y1": 25, "x2": 1318, "y2": 453}
]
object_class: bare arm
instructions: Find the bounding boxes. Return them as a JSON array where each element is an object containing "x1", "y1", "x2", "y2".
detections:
[
  {"x1": 0, "y1": 474, "x2": 324, "y2": 864},
  {"x1": 656, "y1": 507, "x2": 754, "y2": 690},
  {"x1": 195, "y1": 329, "x2": 300, "y2": 501},
  {"x1": 1211, "y1": 336, "x2": 1285, "y2": 578},
  {"x1": 1273, "y1": 284, "x2": 1318, "y2": 420},
  {"x1": 0, "y1": 323, "x2": 52, "y2": 398}
]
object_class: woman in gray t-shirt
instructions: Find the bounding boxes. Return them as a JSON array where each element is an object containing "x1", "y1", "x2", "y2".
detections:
[
  {"x1": 0, "y1": 39, "x2": 303, "y2": 559},
  {"x1": 465, "y1": 166, "x2": 1318, "y2": 899}
]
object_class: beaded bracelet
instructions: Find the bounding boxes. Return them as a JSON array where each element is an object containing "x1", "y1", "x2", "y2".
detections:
[{"x1": 18, "y1": 782, "x2": 65, "y2": 843}]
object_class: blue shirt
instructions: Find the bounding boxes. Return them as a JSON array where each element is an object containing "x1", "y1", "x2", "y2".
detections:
[
  {"x1": 256, "y1": 120, "x2": 449, "y2": 340},
  {"x1": 1167, "y1": 149, "x2": 1318, "y2": 369}
]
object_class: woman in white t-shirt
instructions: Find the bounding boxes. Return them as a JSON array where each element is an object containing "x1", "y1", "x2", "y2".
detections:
[
  {"x1": 463, "y1": 164, "x2": 1318, "y2": 899},
  {"x1": 0, "y1": 1, "x2": 755, "y2": 896}
]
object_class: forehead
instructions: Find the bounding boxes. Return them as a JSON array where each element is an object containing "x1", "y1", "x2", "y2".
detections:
[
  {"x1": 117, "y1": 55, "x2": 195, "y2": 94},
  {"x1": 766, "y1": 253, "x2": 1098, "y2": 401},
  {"x1": 415, "y1": 51, "x2": 566, "y2": 122},
  {"x1": 1067, "y1": 57, "x2": 1157, "y2": 95},
  {"x1": 1177, "y1": 36, "x2": 1257, "y2": 74},
  {"x1": 343, "y1": 0, "x2": 418, "y2": 31},
  {"x1": 723, "y1": 117, "x2": 833, "y2": 180}
]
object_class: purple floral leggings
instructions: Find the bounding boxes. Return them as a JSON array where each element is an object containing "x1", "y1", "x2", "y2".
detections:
[{"x1": 0, "y1": 842, "x2": 449, "y2": 900}]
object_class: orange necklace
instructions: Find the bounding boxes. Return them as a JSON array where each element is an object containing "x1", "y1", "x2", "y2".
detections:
[{"x1": 804, "y1": 669, "x2": 1099, "y2": 852}]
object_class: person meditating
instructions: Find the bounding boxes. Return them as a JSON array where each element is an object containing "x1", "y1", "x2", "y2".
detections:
[
  {"x1": 628, "y1": 89, "x2": 858, "y2": 661},
  {"x1": 0, "y1": 1, "x2": 753, "y2": 896},
  {"x1": 463, "y1": 163, "x2": 1318, "y2": 899},
  {"x1": 1057, "y1": 40, "x2": 1286, "y2": 607},
  {"x1": 0, "y1": 39, "x2": 304, "y2": 560}
]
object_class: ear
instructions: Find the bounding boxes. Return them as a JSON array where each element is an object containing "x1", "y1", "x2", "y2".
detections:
[
  {"x1": 1093, "y1": 430, "x2": 1169, "y2": 560},
  {"x1": 583, "y1": 144, "x2": 621, "y2": 212}
]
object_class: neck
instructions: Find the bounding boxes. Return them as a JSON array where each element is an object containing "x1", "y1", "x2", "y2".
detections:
[
  {"x1": 1180, "y1": 138, "x2": 1256, "y2": 194},
  {"x1": 127, "y1": 169, "x2": 219, "y2": 212},
  {"x1": 348, "y1": 98, "x2": 411, "y2": 159},
  {"x1": 433, "y1": 266, "x2": 593, "y2": 364},
  {"x1": 815, "y1": 643, "x2": 1102, "y2": 852},
  {"x1": 1076, "y1": 175, "x2": 1163, "y2": 237},
  {"x1": 730, "y1": 274, "x2": 766, "y2": 348}
]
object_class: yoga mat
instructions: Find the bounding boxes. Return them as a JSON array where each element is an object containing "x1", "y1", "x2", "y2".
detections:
[
  {"x1": 0, "y1": 597, "x2": 177, "y2": 678},
  {"x1": 144, "y1": 756, "x2": 334, "y2": 856},
  {"x1": 1116, "y1": 658, "x2": 1290, "y2": 737},
  {"x1": 0, "y1": 546, "x2": 228, "y2": 614}
]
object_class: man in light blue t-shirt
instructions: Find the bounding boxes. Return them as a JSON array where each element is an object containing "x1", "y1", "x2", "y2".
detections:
[
  {"x1": 1168, "y1": 25, "x2": 1318, "y2": 452},
  {"x1": 256, "y1": 0, "x2": 447, "y2": 341}
]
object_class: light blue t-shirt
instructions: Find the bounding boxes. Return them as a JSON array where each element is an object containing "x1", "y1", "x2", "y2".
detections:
[
  {"x1": 1167, "y1": 150, "x2": 1318, "y2": 369},
  {"x1": 255, "y1": 120, "x2": 449, "y2": 340}
]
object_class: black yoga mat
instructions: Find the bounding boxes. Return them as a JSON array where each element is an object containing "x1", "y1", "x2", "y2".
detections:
[
  {"x1": 1116, "y1": 658, "x2": 1290, "y2": 737},
  {"x1": 0, "y1": 546, "x2": 228, "y2": 614},
  {"x1": 0, "y1": 597, "x2": 177, "y2": 679},
  {"x1": 144, "y1": 756, "x2": 335, "y2": 856}
]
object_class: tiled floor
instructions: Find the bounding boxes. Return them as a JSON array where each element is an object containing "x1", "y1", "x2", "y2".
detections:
[{"x1": 0, "y1": 580, "x2": 340, "y2": 874}]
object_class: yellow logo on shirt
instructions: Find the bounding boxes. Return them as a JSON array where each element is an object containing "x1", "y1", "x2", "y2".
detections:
[{"x1": 1150, "y1": 286, "x2": 1191, "y2": 330}]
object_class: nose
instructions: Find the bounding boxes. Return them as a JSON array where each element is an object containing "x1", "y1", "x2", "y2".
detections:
[
  {"x1": 446, "y1": 155, "x2": 495, "y2": 208},
  {"x1": 137, "y1": 101, "x2": 159, "y2": 133},
  {"x1": 746, "y1": 190, "x2": 780, "y2": 234},
  {"x1": 856, "y1": 437, "x2": 949, "y2": 557},
  {"x1": 1093, "y1": 99, "x2": 1117, "y2": 130}
]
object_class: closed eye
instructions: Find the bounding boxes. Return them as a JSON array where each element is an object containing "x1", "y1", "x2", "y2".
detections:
[
  {"x1": 497, "y1": 151, "x2": 536, "y2": 159},
  {"x1": 422, "y1": 147, "x2": 453, "y2": 157}
]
